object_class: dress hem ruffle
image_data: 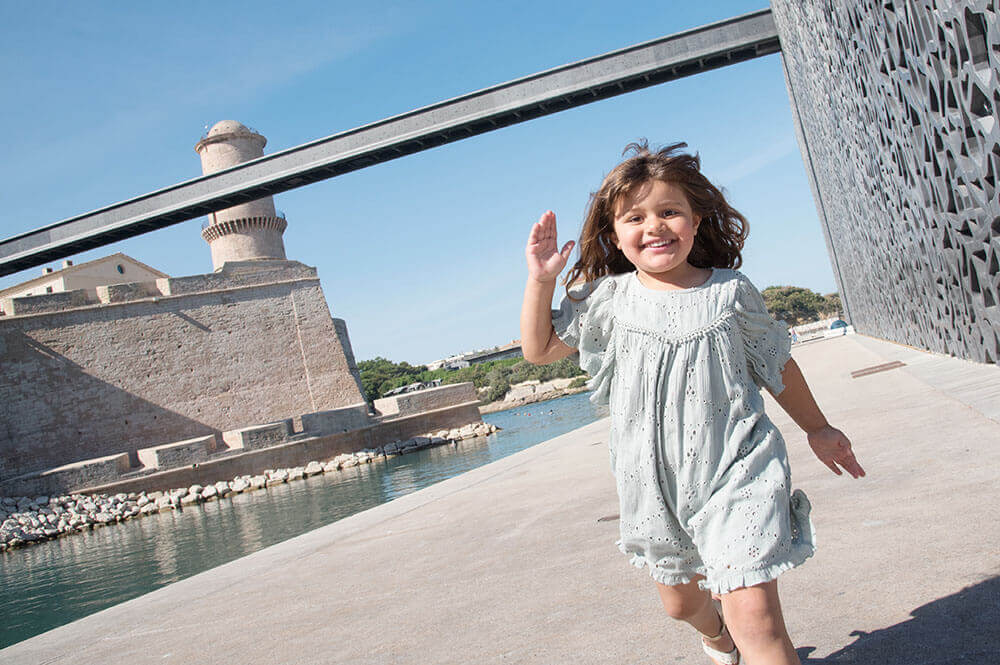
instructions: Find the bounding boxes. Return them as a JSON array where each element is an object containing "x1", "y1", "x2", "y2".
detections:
[{"x1": 616, "y1": 488, "x2": 816, "y2": 594}]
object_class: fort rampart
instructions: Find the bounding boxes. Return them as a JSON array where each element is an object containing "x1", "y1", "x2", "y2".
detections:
[{"x1": 0, "y1": 260, "x2": 367, "y2": 483}]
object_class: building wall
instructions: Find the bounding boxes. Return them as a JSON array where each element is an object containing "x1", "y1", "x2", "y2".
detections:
[
  {"x1": 61, "y1": 258, "x2": 165, "y2": 293},
  {"x1": 0, "y1": 254, "x2": 167, "y2": 314},
  {"x1": 0, "y1": 262, "x2": 365, "y2": 481},
  {"x1": 772, "y1": 0, "x2": 1000, "y2": 363},
  {"x1": 0, "y1": 275, "x2": 65, "y2": 302}
]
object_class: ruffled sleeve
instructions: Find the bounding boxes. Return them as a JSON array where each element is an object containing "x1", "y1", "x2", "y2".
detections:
[
  {"x1": 551, "y1": 276, "x2": 617, "y2": 404},
  {"x1": 734, "y1": 274, "x2": 791, "y2": 395}
]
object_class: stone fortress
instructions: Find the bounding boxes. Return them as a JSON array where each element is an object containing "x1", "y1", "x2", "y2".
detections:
[{"x1": 0, "y1": 121, "x2": 483, "y2": 496}]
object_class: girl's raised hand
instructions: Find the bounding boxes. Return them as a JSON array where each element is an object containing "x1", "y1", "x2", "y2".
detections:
[
  {"x1": 526, "y1": 211, "x2": 575, "y2": 283},
  {"x1": 807, "y1": 425, "x2": 865, "y2": 478}
]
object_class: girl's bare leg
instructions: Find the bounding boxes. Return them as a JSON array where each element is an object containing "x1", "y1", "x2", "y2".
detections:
[
  {"x1": 654, "y1": 577, "x2": 736, "y2": 662},
  {"x1": 719, "y1": 579, "x2": 800, "y2": 664}
]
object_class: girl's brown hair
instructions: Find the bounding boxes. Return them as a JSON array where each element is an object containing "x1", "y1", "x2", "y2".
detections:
[{"x1": 564, "y1": 141, "x2": 748, "y2": 293}]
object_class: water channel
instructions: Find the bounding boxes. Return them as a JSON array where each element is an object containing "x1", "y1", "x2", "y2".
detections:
[{"x1": 0, "y1": 392, "x2": 608, "y2": 649}]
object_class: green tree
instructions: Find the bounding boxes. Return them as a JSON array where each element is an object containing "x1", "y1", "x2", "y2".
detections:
[
  {"x1": 357, "y1": 356, "x2": 429, "y2": 401},
  {"x1": 760, "y1": 286, "x2": 830, "y2": 326},
  {"x1": 822, "y1": 293, "x2": 842, "y2": 317}
]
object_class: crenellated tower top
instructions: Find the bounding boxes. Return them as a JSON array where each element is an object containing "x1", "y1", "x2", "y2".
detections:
[{"x1": 195, "y1": 121, "x2": 288, "y2": 271}]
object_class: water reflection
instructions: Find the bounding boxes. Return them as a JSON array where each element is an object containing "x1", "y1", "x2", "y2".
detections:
[{"x1": 0, "y1": 391, "x2": 608, "y2": 648}]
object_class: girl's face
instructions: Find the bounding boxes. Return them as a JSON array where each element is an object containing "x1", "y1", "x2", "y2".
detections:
[{"x1": 610, "y1": 179, "x2": 702, "y2": 287}]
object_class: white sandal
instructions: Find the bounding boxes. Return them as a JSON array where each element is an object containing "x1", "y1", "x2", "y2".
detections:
[{"x1": 700, "y1": 610, "x2": 739, "y2": 665}]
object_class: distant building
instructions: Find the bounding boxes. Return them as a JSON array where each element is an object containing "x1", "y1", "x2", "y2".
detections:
[
  {"x1": 426, "y1": 341, "x2": 523, "y2": 371},
  {"x1": 0, "y1": 253, "x2": 167, "y2": 315},
  {"x1": 383, "y1": 379, "x2": 442, "y2": 397}
]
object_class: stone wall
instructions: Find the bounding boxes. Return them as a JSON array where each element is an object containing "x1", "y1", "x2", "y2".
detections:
[
  {"x1": 39, "y1": 400, "x2": 484, "y2": 496},
  {"x1": 0, "y1": 261, "x2": 366, "y2": 481},
  {"x1": 374, "y1": 383, "x2": 478, "y2": 418}
]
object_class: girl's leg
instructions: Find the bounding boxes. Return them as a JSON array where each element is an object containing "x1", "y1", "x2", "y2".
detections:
[
  {"x1": 654, "y1": 577, "x2": 736, "y2": 660},
  {"x1": 719, "y1": 579, "x2": 800, "y2": 664}
]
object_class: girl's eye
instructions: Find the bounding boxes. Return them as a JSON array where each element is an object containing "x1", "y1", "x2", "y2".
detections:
[
  {"x1": 661, "y1": 209, "x2": 678, "y2": 217},
  {"x1": 628, "y1": 215, "x2": 643, "y2": 223}
]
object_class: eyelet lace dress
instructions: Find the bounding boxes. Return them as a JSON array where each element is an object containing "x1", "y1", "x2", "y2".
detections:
[{"x1": 552, "y1": 268, "x2": 815, "y2": 594}]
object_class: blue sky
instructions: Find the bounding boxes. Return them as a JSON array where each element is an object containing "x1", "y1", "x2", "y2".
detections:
[{"x1": 0, "y1": 1, "x2": 836, "y2": 365}]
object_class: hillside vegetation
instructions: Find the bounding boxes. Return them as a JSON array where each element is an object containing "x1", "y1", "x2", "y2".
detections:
[
  {"x1": 357, "y1": 356, "x2": 585, "y2": 402},
  {"x1": 761, "y1": 286, "x2": 841, "y2": 326}
]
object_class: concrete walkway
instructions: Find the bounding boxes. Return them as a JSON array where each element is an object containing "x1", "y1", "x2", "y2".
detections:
[{"x1": 4, "y1": 334, "x2": 998, "y2": 664}]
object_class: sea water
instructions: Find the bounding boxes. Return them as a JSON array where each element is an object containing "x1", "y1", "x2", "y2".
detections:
[{"x1": 0, "y1": 391, "x2": 608, "y2": 648}]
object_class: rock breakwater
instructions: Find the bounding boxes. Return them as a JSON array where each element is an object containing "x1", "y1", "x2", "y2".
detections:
[{"x1": 0, "y1": 422, "x2": 498, "y2": 553}]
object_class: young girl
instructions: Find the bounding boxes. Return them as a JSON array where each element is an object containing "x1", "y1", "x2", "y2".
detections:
[{"x1": 520, "y1": 142, "x2": 864, "y2": 665}]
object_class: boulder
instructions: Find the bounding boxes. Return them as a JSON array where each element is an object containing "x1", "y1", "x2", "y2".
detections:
[
  {"x1": 304, "y1": 461, "x2": 324, "y2": 476},
  {"x1": 288, "y1": 467, "x2": 305, "y2": 481},
  {"x1": 180, "y1": 493, "x2": 201, "y2": 506},
  {"x1": 265, "y1": 470, "x2": 288, "y2": 487},
  {"x1": 213, "y1": 481, "x2": 230, "y2": 497},
  {"x1": 201, "y1": 485, "x2": 218, "y2": 501}
]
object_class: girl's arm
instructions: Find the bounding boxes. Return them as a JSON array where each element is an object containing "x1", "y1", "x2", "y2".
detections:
[
  {"x1": 771, "y1": 358, "x2": 866, "y2": 479},
  {"x1": 521, "y1": 211, "x2": 576, "y2": 365}
]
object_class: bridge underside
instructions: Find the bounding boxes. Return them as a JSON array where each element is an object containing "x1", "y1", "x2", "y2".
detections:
[{"x1": 0, "y1": 10, "x2": 778, "y2": 277}]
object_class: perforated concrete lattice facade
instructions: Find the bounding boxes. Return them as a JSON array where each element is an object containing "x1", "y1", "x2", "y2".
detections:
[{"x1": 773, "y1": 0, "x2": 1000, "y2": 363}]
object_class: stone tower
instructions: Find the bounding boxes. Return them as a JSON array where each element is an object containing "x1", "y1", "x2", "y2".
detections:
[{"x1": 195, "y1": 120, "x2": 288, "y2": 271}]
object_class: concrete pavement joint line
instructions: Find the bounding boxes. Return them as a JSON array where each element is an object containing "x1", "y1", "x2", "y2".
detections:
[{"x1": 850, "y1": 360, "x2": 906, "y2": 378}]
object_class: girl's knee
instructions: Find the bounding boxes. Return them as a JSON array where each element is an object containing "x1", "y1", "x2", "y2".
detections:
[
  {"x1": 723, "y1": 587, "x2": 788, "y2": 645},
  {"x1": 729, "y1": 609, "x2": 785, "y2": 645},
  {"x1": 655, "y1": 581, "x2": 710, "y2": 621}
]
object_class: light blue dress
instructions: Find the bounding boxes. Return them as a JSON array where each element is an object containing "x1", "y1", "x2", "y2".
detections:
[{"x1": 552, "y1": 268, "x2": 815, "y2": 594}]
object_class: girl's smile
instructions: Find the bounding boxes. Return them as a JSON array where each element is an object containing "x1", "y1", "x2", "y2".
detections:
[{"x1": 610, "y1": 179, "x2": 707, "y2": 289}]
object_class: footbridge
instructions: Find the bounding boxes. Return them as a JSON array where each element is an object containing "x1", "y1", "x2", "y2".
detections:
[{"x1": 0, "y1": 9, "x2": 778, "y2": 277}]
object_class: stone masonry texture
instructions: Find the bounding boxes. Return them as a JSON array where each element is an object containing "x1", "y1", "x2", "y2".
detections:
[
  {"x1": 0, "y1": 263, "x2": 365, "y2": 482},
  {"x1": 772, "y1": 0, "x2": 1000, "y2": 363}
]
